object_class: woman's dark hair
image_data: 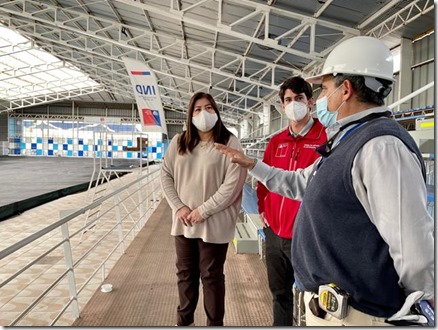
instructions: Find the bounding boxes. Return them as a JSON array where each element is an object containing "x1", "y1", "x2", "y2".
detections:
[{"x1": 178, "y1": 92, "x2": 232, "y2": 155}]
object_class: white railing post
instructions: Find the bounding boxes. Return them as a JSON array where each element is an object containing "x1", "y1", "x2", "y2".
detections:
[
  {"x1": 114, "y1": 190, "x2": 126, "y2": 253},
  {"x1": 60, "y1": 221, "x2": 80, "y2": 320},
  {"x1": 152, "y1": 189, "x2": 157, "y2": 211},
  {"x1": 138, "y1": 175, "x2": 144, "y2": 225},
  {"x1": 146, "y1": 175, "x2": 152, "y2": 219},
  {"x1": 101, "y1": 263, "x2": 106, "y2": 281}
]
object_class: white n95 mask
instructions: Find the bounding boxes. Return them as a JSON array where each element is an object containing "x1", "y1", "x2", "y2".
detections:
[
  {"x1": 192, "y1": 111, "x2": 218, "y2": 132},
  {"x1": 285, "y1": 101, "x2": 308, "y2": 122}
]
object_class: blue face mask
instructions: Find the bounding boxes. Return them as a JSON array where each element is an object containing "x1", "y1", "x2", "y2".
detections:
[
  {"x1": 316, "y1": 96, "x2": 337, "y2": 127},
  {"x1": 316, "y1": 85, "x2": 344, "y2": 128}
]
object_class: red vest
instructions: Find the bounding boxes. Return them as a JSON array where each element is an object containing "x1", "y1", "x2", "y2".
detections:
[{"x1": 256, "y1": 119, "x2": 326, "y2": 239}]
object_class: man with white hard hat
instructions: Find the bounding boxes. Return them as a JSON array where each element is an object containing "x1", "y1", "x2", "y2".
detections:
[{"x1": 215, "y1": 36, "x2": 434, "y2": 326}]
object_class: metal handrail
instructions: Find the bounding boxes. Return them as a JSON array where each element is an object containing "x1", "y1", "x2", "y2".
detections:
[
  {"x1": 0, "y1": 168, "x2": 159, "y2": 261},
  {"x1": 389, "y1": 82, "x2": 434, "y2": 110},
  {"x1": 0, "y1": 166, "x2": 163, "y2": 326}
]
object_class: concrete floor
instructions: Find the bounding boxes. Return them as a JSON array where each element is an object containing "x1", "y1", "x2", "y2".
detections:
[{"x1": 73, "y1": 199, "x2": 272, "y2": 327}]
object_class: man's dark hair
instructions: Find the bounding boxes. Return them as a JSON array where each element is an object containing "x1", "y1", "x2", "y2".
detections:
[
  {"x1": 333, "y1": 75, "x2": 392, "y2": 106},
  {"x1": 279, "y1": 76, "x2": 313, "y2": 103}
]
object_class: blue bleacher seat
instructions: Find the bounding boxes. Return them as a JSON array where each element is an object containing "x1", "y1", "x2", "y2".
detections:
[
  {"x1": 426, "y1": 184, "x2": 434, "y2": 203},
  {"x1": 241, "y1": 183, "x2": 259, "y2": 214},
  {"x1": 234, "y1": 184, "x2": 264, "y2": 254}
]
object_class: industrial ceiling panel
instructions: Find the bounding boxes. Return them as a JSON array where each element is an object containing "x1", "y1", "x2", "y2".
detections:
[
  {"x1": 315, "y1": 0, "x2": 383, "y2": 26},
  {"x1": 0, "y1": 0, "x2": 433, "y2": 126}
]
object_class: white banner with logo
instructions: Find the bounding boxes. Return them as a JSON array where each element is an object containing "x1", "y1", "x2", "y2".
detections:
[
  {"x1": 122, "y1": 57, "x2": 167, "y2": 135},
  {"x1": 84, "y1": 116, "x2": 122, "y2": 124}
]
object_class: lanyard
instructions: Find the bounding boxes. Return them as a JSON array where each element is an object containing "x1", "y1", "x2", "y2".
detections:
[
  {"x1": 315, "y1": 111, "x2": 391, "y2": 158},
  {"x1": 314, "y1": 122, "x2": 366, "y2": 173},
  {"x1": 331, "y1": 122, "x2": 367, "y2": 151}
]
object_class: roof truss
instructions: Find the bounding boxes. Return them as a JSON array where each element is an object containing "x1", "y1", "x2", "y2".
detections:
[{"x1": 0, "y1": 0, "x2": 433, "y2": 124}]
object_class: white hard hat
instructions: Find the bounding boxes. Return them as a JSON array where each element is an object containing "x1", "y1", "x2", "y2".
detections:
[{"x1": 306, "y1": 36, "x2": 395, "y2": 84}]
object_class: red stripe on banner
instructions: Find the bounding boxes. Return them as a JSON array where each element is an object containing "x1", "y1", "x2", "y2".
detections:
[
  {"x1": 131, "y1": 71, "x2": 151, "y2": 75},
  {"x1": 142, "y1": 108, "x2": 161, "y2": 126}
]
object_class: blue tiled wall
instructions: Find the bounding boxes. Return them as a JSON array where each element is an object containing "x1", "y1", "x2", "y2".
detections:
[{"x1": 10, "y1": 137, "x2": 163, "y2": 160}]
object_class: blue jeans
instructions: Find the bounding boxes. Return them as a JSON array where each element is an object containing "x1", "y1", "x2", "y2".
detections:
[{"x1": 264, "y1": 227, "x2": 294, "y2": 326}]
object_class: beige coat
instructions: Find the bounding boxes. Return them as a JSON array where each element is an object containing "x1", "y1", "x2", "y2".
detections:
[{"x1": 161, "y1": 134, "x2": 247, "y2": 243}]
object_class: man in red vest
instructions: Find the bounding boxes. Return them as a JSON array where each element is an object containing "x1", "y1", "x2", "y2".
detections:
[{"x1": 257, "y1": 76, "x2": 326, "y2": 326}]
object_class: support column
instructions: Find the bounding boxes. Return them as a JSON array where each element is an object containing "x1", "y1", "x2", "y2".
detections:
[
  {"x1": 0, "y1": 113, "x2": 8, "y2": 140},
  {"x1": 262, "y1": 103, "x2": 270, "y2": 136},
  {"x1": 0, "y1": 113, "x2": 8, "y2": 156},
  {"x1": 241, "y1": 119, "x2": 250, "y2": 138},
  {"x1": 397, "y1": 38, "x2": 413, "y2": 111}
]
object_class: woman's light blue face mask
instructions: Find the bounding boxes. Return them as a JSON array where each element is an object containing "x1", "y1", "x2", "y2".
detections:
[{"x1": 316, "y1": 84, "x2": 344, "y2": 128}]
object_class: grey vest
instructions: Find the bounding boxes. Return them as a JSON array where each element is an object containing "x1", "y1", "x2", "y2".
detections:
[{"x1": 292, "y1": 116, "x2": 426, "y2": 318}]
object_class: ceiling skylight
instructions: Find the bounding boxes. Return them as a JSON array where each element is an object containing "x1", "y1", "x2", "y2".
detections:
[{"x1": 0, "y1": 25, "x2": 100, "y2": 101}]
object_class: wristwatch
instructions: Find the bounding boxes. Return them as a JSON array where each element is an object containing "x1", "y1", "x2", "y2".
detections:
[{"x1": 248, "y1": 158, "x2": 257, "y2": 170}]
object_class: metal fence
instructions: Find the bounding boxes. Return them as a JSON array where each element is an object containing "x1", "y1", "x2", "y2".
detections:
[{"x1": 0, "y1": 166, "x2": 162, "y2": 326}]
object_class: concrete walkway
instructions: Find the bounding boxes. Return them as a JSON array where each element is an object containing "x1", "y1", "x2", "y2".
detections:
[{"x1": 73, "y1": 199, "x2": 273, "y2": 327}]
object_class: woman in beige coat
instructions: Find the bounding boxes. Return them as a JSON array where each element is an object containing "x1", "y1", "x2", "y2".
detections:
[{"x1": 161, "y1": 92, "x2": 247, "y2": 326}]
